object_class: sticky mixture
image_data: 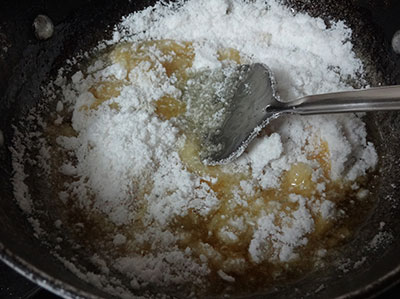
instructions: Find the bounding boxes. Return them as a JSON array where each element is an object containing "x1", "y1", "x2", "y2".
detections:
[{"x1": 11, "y1": 0, "x2": 378, "y2": 297}]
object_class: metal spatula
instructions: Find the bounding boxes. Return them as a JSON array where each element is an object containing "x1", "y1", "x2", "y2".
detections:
[{"x1": 203, "y1": 63, "x2": 400, "y2": 165}]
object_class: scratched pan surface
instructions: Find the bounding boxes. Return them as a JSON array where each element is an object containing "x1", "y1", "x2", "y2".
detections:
[{"x1": 0, "y1": 0, "x2": 400, "y2": 298}]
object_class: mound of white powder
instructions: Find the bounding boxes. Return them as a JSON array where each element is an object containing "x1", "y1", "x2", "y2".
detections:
[
  {"x1": 53, "y1": 0, "x2": 376, "y2": 225},
  {"x1": 10, "y1": 0, "x2": 379, "y2": 297}
]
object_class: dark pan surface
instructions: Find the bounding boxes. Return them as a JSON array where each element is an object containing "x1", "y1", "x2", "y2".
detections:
[{"x1": 0, "y1": 0, "x2": 400, "y2": 298}]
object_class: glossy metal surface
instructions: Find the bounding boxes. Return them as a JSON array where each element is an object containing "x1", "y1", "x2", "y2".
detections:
[
  {"x1": 206, "y1": 63, "x2": 400, "y2": 164},
  {"x1": 203, "y1": 64, "x2": 280, "y2": 164}
]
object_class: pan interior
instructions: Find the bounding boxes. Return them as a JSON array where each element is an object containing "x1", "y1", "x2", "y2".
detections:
[{"x1": 1, "y1": 0, "x2": 400, "y2": 298}]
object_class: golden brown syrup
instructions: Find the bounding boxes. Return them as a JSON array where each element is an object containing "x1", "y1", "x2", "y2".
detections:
[
  {"x1": 88, "y1": 81, "x2": 124, "y2": 110},
  {"x1": 44, "y1": 40, "x2": 375, "y2": 295},
  {"x1": 155, "y1": 96, "x2": 186, "y2": 120},
  {"x1": 110, "y1": 40, "x2": 195, "y2": 80}
]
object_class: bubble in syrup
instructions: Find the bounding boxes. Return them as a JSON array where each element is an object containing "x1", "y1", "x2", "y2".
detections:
[
  {"x1": 392, "y1": 30, "x2": 400, "y2": 55},
  {"x1": 33, "y1": 15, "x2": 54, "y2": 40}
]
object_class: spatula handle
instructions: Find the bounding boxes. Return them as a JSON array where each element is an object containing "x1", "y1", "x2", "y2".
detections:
[{"x1": 288, "y1": 85, "x2": 400, "y2": 114}]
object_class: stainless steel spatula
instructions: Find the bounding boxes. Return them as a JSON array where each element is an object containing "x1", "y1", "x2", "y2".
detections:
[{"x1": 203, "y1": 63, "x2": 400, "y2": 165}]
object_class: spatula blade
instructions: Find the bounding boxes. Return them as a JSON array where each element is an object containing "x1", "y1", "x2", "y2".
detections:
[{"x1": 202, "y1": 63, "x2": 279, "y2": 165}]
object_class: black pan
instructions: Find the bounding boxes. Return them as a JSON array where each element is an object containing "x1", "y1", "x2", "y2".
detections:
[{"x1": 1, "y1": 0, "x2": 400, "y2": 298}]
